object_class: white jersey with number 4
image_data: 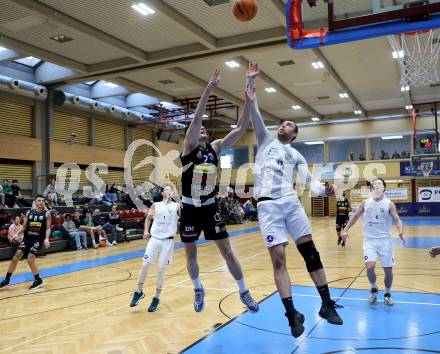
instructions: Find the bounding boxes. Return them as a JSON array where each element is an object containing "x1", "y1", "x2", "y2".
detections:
[
  {"x1": 150, "y1": 201, "x2": 179, "y2": 239},
  {"x1": 363, "y1": 197, "x2": 392, "y2": 239}
]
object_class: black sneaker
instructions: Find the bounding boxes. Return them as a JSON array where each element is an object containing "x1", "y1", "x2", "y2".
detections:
[
  {"x1": 29, "y1": 278, "x2": 44, "y2": 290},
  {"x1": 0, "y1": 279, "x2": 10, "y2": 289},
  {"x1": 319, "y1": 300, "x2": 343, "y2": 325},
  {"x1": 130, "y1": 291, "x2": 145, "y2": 307},
  {"x1": 148, "y1": 297, "x2": 160, "y2": 312},
  {"x1": 341, "y1": 241, "x2": 346, "y2": 247},
  {"x1": 337, "y1": 237, "x2": 342, "y2": 246},
  {"x1": 285, "y1": 310, "x2": 305, "y2": 338}
]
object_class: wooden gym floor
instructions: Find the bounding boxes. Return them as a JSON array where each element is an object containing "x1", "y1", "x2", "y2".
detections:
[{"x1": 0, "y1": 217, "x2": 439, "y2": 354}]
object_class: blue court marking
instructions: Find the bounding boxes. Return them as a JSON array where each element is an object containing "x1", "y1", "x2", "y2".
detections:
[
  {"x1": 392, "y1": 237, "x2": 440, "y2": 249},
  {"x1": 401, "y1": 218, "x2": 440, "y2": 226},
  {"x1": 1, "y1": 226, "x2": 261, "y2": 286},
  {"x1": 182, "y1": 285, "x2": 440, "y2": 354}
]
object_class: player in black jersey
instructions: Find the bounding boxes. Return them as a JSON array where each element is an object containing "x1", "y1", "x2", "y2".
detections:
[
  {"x1": 180, "y1": 66, "x2": 259, "y2": 313},
  {"x1": 0, "y1": 195, "x2": 51, "y2": 290},
  {"x1": 336, "y1": 191, "x2": 351, "y2": 247}
]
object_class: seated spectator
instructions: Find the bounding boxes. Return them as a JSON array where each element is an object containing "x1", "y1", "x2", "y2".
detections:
[
  {"x1": 90, "y1": 190, "x2": 112, "y2": 206},
  {"x1": 380, "y1": 150, "x2": 386, "y2": 160},
  {"x1": 359, "y1": 153, "x2": 366, "y2": 161},
  {"x1": 227, "y1": 200, "x2": 242, "y2": 224},
  {"x1": 93, "y1": 209, "x2": 117, "y2": 246},
  {"x1": 11, "y1": 180, "x2": 24, "y2": 207},
  {"x1": 82, "y1": 202, "x2": 91, "y2": 216},
  {"x1": 44, "y1": 177, "x2": 58, "y2": 206},
  {"x1": 0, "y1": 185, "x2": 4, "y2": 207},
  {"x1": 392, "y1": 151, "x2": 401, "y2": 159},
  {"x1": 81, "y1": 211, "x2": 110, "y2": 248},
  {"x1": 2, "y1": 180, "x2": 14, "y2": 208},
  {"x1": 105, "y1": 183, "x2": 119, "y2": 203},
  {"x1": 8, "y1": 215, "x2": 24, "y2": 247},
  {"x1": 63, "y1": 214, "x2": 88, "y2": 250},
  {"x1": 347, "y1": 152, "x2": 354, "y2": 161},
  {"x1": 108, "y1": 205, "x2": 124, "y2": 231},
  {"x1": 243, "y1": 199, "x2": 258, "y2": 221},
  {"x1": 383, "y1": 152, "x2": 390, "y2": 159},
  {"x1": 45, "y1": 195, "x2": 58, "y2": 215}
]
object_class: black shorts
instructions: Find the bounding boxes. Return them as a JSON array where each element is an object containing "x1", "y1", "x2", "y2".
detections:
[
  {"x1": 180, "y1": 203, "x2": 228, "y2": 243},
  {"x1": 18, "y1": 239, "x2": 43, "y2": 257},
  {"x1": 336, "y1": 216, "x2": 349, "y2": 231}
]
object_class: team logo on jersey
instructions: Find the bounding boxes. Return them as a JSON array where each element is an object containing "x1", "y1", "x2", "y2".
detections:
[
  {"x1": 34, "y1": 216, "x2": 38, "y2": 221},
  {"x1": 364, "y1": 255, "x2": 368, "y2": 260},
  {"x1": 39, "y1": 216, "x2": 44, "y2": 220},
  {"x1": 266, "y1": 235, "x2": 274, "y2": 243},
  {"x1": 380, "y1": 208, "x2": 385, "y2": 213}
]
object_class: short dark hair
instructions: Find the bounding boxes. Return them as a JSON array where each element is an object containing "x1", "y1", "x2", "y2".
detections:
[
  {"x1": 371, "y1": 178, "x2": 386, "y2": 190},
  {"x1": 12, "y1": 179, "x2": 18, "y2": 183},
  {"x1": 35, "y1": 194, "x2": 45, "y2": 200},
  {"x1": 64, "y1": 213, "x2": 71, "y2": 219}
]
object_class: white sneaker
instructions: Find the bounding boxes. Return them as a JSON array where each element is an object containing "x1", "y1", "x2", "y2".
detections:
[
  {"x1": 112, "y1": 240, "x2": 117, "y2": 246},
  {"x1": 106, "y1": 242, "x2": 113, "y2": 247},
  {"x1": 116, "y1": 226, "x2": 123, "y2": 232},
  {"x1": 368, "y1": 288, "x2": 378, "y2": 304},
  {"x1": 384, "y1": 293, "x2": 394, "y2": 306}
]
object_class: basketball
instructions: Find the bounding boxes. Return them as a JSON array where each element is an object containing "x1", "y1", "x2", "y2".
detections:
[
  {"x1": 99, "y1": 239, "x2": 106, "y2": 247},
  {"x1": 232, "y1": 0, "x2": 257, "y2": 22}
]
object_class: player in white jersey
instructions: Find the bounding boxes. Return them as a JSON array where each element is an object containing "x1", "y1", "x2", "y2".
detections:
[
  {"x1": 342, "y1": 178, "x2": 404, "y2": 306},
  {"x1": 130, "y1": 184, "x2": 180, "y2": 312},
  {"x1": 248, "y1": 66, "x2": 343, "y2": 338}
]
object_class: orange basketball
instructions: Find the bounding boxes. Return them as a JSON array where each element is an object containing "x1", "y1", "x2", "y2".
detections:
[
  {"x1": 99, "y1": 239, "x2": 106, "y2": 247},
  {"x1": 232, "y1": 0, "x2": 258, "y2": 22}
]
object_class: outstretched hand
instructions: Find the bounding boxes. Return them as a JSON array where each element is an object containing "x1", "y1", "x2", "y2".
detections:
[
  {"x1": 246, "y1": 62, "x2": 260, "y2": 80},
  {"x1": 325, "y1": 183, "x2": 336, "y2": 196},
  {"x1": 207, "y1": 69, "x2": 220, "y2": 91}
]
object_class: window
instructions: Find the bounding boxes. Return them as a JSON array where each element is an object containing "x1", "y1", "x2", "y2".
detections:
[
  {"x1": 291, "y1": 142, "x2": 325, "y2": 164},
  {"x1": 219, "y1": 146, "x2": 249, "y2": 168},
  {"x1": 328, "y1": 138, "x2": 366, "y2": 163},
  {"x1": 370, "y1": 135, "x2": 411, "y2": 160},
  {"x1": 14, "y1": 56, "x2": 41, "y2": 67}
]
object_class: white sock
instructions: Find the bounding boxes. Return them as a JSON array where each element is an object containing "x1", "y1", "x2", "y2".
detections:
[
  {"x1": 137, "y1": 263, "x2": 150, "y2": 293},
  {"x1": 385, "y1": 287, "x2": 391, "y2": 294},
  {"x1": 371, "y1": 283, "x2": 377, "y2": 289},
  {"x1": 155, "y1": 269, "x2": 165, "y2": 298},
  {"x1": 236, "y1": 278, "x2": 247, "y2": 294},
  {"x1": 192, "y1": 277, "x2": 202, "y2": 290}
]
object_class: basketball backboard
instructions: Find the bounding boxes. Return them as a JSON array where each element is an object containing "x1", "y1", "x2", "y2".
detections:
[{"x1": 287, "y1": 0, "x2": 440, "y2": 49}]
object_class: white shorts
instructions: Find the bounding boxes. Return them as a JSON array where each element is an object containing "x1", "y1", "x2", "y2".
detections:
[
  {"x1": 257, "y1": 196, "x2": 312, "y2": 248},
  {"x1": 363, "y1": 237, "x2": 395, "y2": 267},
  {"x1": 143, "y1": 237, "x2": 174, "y2": 268}
]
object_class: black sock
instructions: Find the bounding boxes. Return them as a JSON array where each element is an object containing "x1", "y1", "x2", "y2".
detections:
[
  {"x1": 5, "y1": 272, "x2": 12, "y2": 281},
  {"x1": 282, "y1": 296, "x2": 295, "y2": 314},
  {"x1": 317, "y1": 284, "x2": 331, "y2": 305},
  {"x1": 34, "y1": 273, "x2": 41, "y2": 281}
]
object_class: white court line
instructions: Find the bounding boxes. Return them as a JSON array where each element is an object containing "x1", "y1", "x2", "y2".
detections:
[
  {"x1": 0, "y1": 249, "x2": 266, "y2": 353},
  {"x1": 174, "y1": 286, "x2": 440, "y2": 307}
]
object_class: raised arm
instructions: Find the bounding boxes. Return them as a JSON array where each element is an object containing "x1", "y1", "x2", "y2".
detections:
[
  {"x1": 296, "y1": 152, "x2": 328, "y2": 197},
  {"x1": 182, "y1": 70, "x2": 220, "y2": 156},
  {"x1": 389, "y1": 201, "x2": 404, "y2": 245},
  {"x1": 341, "y1": 200, "x2": 366, "y2": 242}
]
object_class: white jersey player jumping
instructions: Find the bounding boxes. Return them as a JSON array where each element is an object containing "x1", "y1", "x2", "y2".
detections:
[
  {"x1": 130, "y1": 184, "x2": 180, "y2": 312},
  {"x1": 342, "y1": 178, "x2": 405, "y2": 306},
  {"x1": 248, "y1": 64, "x2": 343, "y2": 338}
]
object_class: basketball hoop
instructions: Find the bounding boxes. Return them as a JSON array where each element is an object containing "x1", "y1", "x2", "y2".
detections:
[{"x1": 388, "y1": 29, "x2": 440, "y2": 87}]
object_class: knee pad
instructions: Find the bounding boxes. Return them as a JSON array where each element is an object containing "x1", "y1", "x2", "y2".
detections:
[{"x1": 297, "y1": 240, "x2": 323, "y2": 272}]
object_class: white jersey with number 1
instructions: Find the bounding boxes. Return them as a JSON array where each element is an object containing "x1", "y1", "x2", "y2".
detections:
[
  {"x1": 150, "y1": 201, "x2": 179, "y2": 239},
  {"x1": 363, "y1": 197, "x2": 392, "y2": 239}
]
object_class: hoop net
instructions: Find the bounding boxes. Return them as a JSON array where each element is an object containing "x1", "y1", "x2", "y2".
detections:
[{"x1": 387, "y1": 29, "x2": 440, "y2": 87}]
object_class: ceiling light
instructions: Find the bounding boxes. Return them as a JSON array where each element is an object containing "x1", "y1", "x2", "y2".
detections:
[
  {"x1": 401, "y1": 85, "x2": 410, "y2": 92},
  {"x1": 304, "y1": 141, "x2": 324, "y2": 145},
  {"x1": 405, "y1": 105, "x2": 413, "y2": 110},
  {"x1": 50, "y1": 34, "x2": 74, "y2": 43},
  {"x1": 382, "y1": 135, "x2": 403, "y2": 140},
  {"x1": 160, "y1": 101, "x2": 170, "y2": 105},
  {"x1": 203, "y1": 114, "x2": 208, "y2": 118},
  {"x1": 292, "y1": 105, "x2": 301, "y2": 110},
  {"x1": 312, "y1": 61, "x2": 324, "y2": 69},
  {"x1": 311, "y1": 117, "x2": 320, "y2": 122},
  {"x1": 392, "y1": 50, "x2": 404, "y2": 59},
  {"x1": 265, "y1": 87, "x2": 276, "y2": 93},
  {"x1": 354, "y1": 110, "x2": 362, "y2": 115},
  {"x1": 132, "y1": 3, "x2": 155, "y2": 15},
  {"x1": 230, "y1": 124, "x2": 237, "y2": 128},
  {"x1": 225, "y1": 60, "x2": 240, "y2": 68},
  {"x1": 104, "y1": 82, "x2": 119, "y2": 88},
  {"x1": 339, "y1": 92, "x2": 349, "y2": 98},
  {"x1": 0, "y1": 46, "x2": 7, "y2": 52}
]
